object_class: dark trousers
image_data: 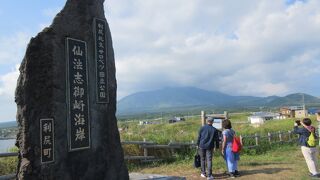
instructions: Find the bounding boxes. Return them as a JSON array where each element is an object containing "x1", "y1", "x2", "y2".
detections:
[{"x1": 199, "y1": 148, "x2": 213, "y2": 176}]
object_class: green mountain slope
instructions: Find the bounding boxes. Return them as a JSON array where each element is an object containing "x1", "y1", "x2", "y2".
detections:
[
  {"x1": 117, "y1": 87, "x2": 320, "y2": 115},
  {"x1": 0, "y1": 121, "x2": 17, "y2": 128}
]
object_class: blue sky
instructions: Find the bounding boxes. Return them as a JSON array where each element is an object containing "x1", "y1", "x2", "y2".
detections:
[
  {"x1": 0, "y1": 1, "x2": 63, "y2": 34},
  {"x1": 286, "y1": 0, "x2": 307, "y2": 5},
  {"x1": 0, "y1": 0, "x2": 320, "y2": 122},
  {"x1": 0, "y1": 1, "x2": 66, "y2": 74}
]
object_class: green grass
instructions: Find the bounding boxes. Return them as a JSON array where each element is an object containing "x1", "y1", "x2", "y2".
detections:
[
  {"x1": 0, "y1": 147, "x2": 18, "y2": 176},
  {"x1": 0, "y1": 113, "x2": 316, "y2": 177},
  {"x1": 119, "y1": 116, "x2": 200, "y2": 144},
  {"x1": 126, "y1": 143, "x2": 302, "y2": 171},
  {"x1": 229, "y1": 112, "x2": 251, "y2": 122},
  {"x1": 133, "y1": 145, "x2": 314, "y2": 179},
  {"x1": 119, "y1": 113, "x2": 315, "y2": 163},
  {"x1": 119, "y1": 113, "x2": 318, "y2": 143}
]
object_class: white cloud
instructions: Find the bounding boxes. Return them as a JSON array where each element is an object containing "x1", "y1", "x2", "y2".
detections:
[
  {"x1": 105, "y1": 0, "x2": 320, "y2": 98},
  {"x1": 0, "y1": 31, "x2": 30, "y2": 122},
  {"x1": 0, "y1": 32, "x2": 30, "y2": 121},
  {"x1": 0, "y1": 32, "x2": 30, "y2": 66},
  {"x1": 0, "y1": 65, "x2": 19, "y2": 97},
  {"x1": 0, "y1": 65, "x2": 19, "y2": 122},
  {"x1": 42, "y1": 7, "x2": 61, "y2": 18},
  {"x1": 0, "y1": 4, "x2": 65, "y2": 122},
  {"x1": 39, "y1": 7, "x2": 63, "y2": 30},
  {"x1": 0, "y1": 0, "x2": 319, "y2": 122}
]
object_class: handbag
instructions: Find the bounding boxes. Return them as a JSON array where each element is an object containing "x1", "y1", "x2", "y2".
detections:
[{"x1": 193, "y1": 148, "x2": 201, "y2": 168}]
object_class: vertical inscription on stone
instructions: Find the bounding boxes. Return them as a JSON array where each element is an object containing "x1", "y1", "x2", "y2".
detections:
[
  {"x1": 66, "y1": 38, "x2": 90, "y2": 151},
  {"x1": 40, "y1": 118, "x2": 54, "y2": 164},
  {"x1": 94, "y1": 18, "x2": 109, "y2": 103}
]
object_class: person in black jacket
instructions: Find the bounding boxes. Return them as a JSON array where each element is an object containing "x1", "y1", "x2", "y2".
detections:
[
  {"x1": 293, "y1": 118, "x2": 319, "y2": 177},
  {"x1": 197, "y1": 117, "x2": 220, "y2": 179}
]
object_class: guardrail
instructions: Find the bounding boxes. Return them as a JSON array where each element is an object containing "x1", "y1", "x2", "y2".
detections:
[
  {"x1": 0, "y1": 150, "x2": 16, "y2": 180},
  {"x1": 0, "y1": 138, "x2": 15, "y2": 140},
  {"x1": 0, "y1": 137, "x2": 16, "y2": 179},
  {"x1": 0, "y1": 152, "x2": 18, "y2": 158},
  {"x1": 0, "y1": 174, "x2": 15, "y2": 180}
]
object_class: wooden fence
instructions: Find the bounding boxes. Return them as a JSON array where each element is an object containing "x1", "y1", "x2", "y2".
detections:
[
  {"x1": 122, "y1": 139, "x2": 197, "y2": 162},
  {"x1": 0, "y1": 130, "x2": 298, "y2": 160},
  {"x1": 240, "y1": 130, "x2": 298, "y2": 149},
  {"x1": 0, "y1": 131, "x2": 300, "y2": 179},
  {"x1": 122, "y1": 130, "x2": 299, "y2": 161}
]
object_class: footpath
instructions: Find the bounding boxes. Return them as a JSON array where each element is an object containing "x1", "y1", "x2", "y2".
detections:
[{"x1": 130, "y1": 173, "x2": 186, "y2": 180}]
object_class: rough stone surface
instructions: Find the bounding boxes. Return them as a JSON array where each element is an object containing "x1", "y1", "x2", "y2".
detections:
[{"x1": 15, "y1": 0, "x2": 129, "y2": 179}]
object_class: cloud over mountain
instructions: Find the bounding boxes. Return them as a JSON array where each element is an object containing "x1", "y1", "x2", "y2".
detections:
[
  {"x1": 106, "y1": 0, "x2": 320, "y2": 99},
  {"x1": 0, "y1": 0, "x2": 320, "y2": 121}
]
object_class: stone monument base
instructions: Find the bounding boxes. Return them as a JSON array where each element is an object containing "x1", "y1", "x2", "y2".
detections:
[{"x1": 129, "y1": 173, "x2": 186, "y2": 180}]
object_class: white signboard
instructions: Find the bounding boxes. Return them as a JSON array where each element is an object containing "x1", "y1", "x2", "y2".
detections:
[{"x1": 212, "y1": 118, "x2": 222, "y2": 130}]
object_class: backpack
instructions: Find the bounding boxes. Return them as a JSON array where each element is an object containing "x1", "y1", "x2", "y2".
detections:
[
  {"x1": 306, "y1": 127, "x2": 316, "y2": 147},
  {"x1": 232, "y1": 136, "x2": 242, "y2": 153}
]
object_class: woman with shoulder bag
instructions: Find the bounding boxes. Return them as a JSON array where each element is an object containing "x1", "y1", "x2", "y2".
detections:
[{"x1": 221, "y1": 119, "x2": 240, "y2": 178}]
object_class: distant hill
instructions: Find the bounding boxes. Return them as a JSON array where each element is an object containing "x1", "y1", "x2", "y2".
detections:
[
  {"x1": 267, "y1": 93, "x2": 320, "y2": 106},
  {"x1": 0, "y1": 121, "x2": 17, "y2": 129},
  {"x1": 117, "y1": 87, "x2": 320, "y2": 115}
]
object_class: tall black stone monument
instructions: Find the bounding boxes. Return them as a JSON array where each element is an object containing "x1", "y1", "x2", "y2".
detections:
[{"x1": 15, "y1": 0, "x2": 129, "y2": 179}]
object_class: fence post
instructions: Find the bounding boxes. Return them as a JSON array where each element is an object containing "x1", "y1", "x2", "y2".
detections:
[
  {"x1": 224, "y1": 111, "x2": 229, "y2": 119},
  {"x1": 240, "y1": 135, "x2": 243, "y2": 146},
  {"x1": 279, "y1": 131, "x2": 283, "y2": 142},
  {"x1": 143, "y1": 138, "x2": 148, "y2": 159},
  {"x1": 170, "y1": 140, "x2": 175, "y2": 156},
  {"x1": 255, "y1": 133, "x2": 259, "y2": 146},
  {"x1": 268, "y1": 132, "x2": 272, "y2": 144},
  {"x1": 318, "y1": 122, "x2": 320, "y2": 146},
  {"x1": 201, "y1": 111, "x2": 206, "y2": 126},
  {"x1": 288, "y1": 130, "x2": 292, "y2": 142}
]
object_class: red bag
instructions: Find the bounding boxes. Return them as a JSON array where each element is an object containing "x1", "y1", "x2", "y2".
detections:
[{"x1": 232, "y1": 136, "x2": 242, "y2": 153}]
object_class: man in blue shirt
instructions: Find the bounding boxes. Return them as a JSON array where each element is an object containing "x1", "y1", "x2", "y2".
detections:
[{"x1": 197, "y1": 117, "x2": 220, "y2": 179}]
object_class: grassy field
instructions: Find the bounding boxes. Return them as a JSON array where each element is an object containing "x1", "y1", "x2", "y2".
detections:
[
  {"x1": 133, "y1": 145, "x2": 314, "y2": 179},
  {"x1": 120, "y1": 113, "x2": 319, "y2": 179},
  {"x1": 0, "y1": 156, "x2": 17, "y2": 176},
  {"x1": 0, "y1": 113, "x2": 318, "y2": 178},
  {"x1": 118, "y1": 113, "x2": 318, "y2": 143},
  {"x1": 1, "y1": 145, "x2": 317, "y2": 179},
  {"x1": 119, "y1": 113, "x2": 318, "y2": 157},
  {"x1": 0, "y1": 147, "x2": 18, "y2": 176}
]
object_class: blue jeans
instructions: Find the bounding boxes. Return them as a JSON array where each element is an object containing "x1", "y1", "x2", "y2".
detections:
[
  {"x1": 199, "y1": 148, "x2": 213, "y2": 176},
  {"x1": 224, "y1": 144, "x2": 239, "y2": 173}
]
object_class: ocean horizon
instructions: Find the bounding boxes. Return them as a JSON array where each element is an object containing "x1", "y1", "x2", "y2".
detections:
[{"x1": 0, "y1": 139, "x2": 16, "y2": 153}]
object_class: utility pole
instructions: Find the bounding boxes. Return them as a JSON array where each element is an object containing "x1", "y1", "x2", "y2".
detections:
[{"x1": 302, "y1": 93, "x2": 306, "y2": 117}]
